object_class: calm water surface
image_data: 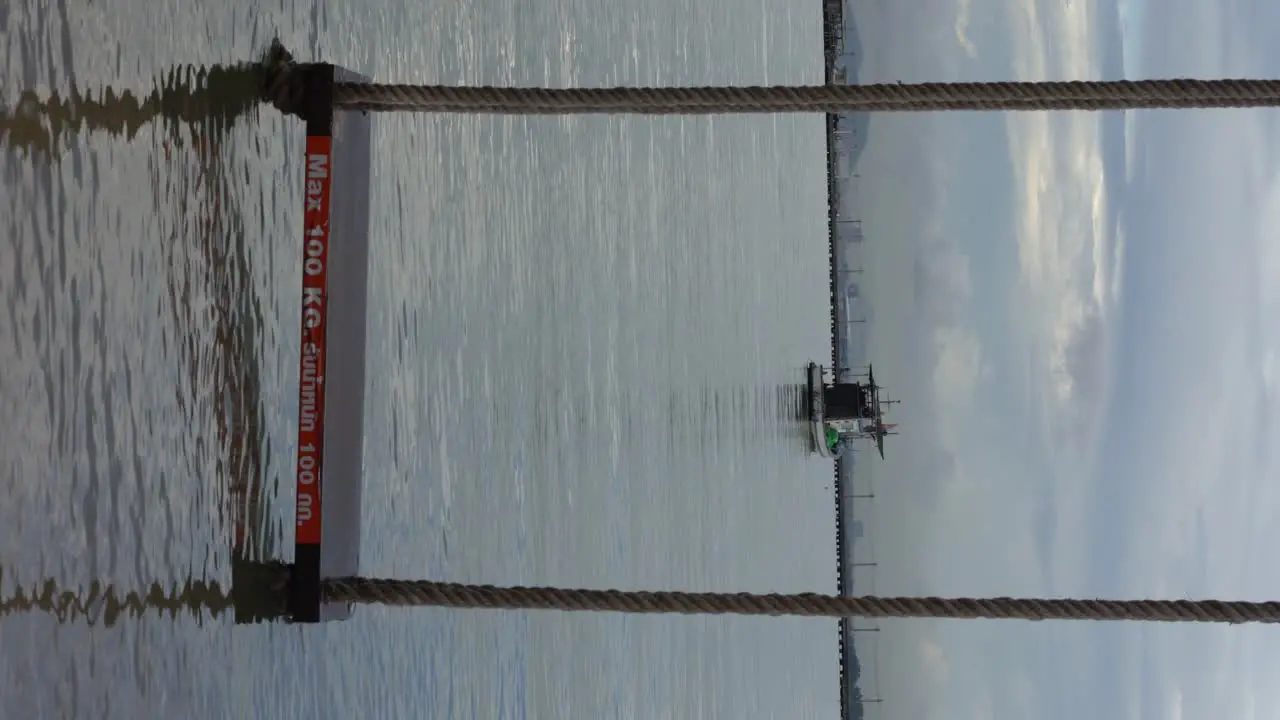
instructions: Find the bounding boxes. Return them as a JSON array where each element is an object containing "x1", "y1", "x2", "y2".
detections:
[{"x1": 0, "y1": 0, "x2": 838, "y2": 717}]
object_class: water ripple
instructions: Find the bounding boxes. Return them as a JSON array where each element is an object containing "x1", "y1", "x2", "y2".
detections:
[{"x1": 1, "y1": 0, "x2": 838, "y2": 717}]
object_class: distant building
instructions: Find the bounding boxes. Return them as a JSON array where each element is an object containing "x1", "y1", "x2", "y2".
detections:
[{"x1": 851, "y1": 521, "x2": 864, "y2": 539}]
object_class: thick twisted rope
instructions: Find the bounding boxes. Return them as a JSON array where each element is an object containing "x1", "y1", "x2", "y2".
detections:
[
  {"x1": 256, "y1": 43, "x2": 1280, "y2": 115},
  {"x1": 254, "y1": 39, "x2": 1280, "y2": 116},
  {"x1": 321, "y1": 578, "x2": 1280, "y2": 625},
  {"x1": 323, "y1": 79, "x2": 1280, "y2": 114},
  {"x1": 8, "y1": 568, "x2": 1280, "y2": 625}
]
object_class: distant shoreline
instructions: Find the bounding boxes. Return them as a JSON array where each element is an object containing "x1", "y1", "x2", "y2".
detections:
[{"x1": 824, "y1": 4, "x2": 875, "y2": 718}]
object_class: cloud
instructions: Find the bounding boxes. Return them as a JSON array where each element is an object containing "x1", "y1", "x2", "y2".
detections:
[
  {"x1": 918, "y1": 638, "x2": 951, "y2": 685},
  {"x1": 1046, "y1": 303, "x2": 1112, "y2": 463},
  {"x1": 913, "y1": 240, "x2": 973, "y2": 329},
  {"x1": 847, "y1": 0, "x2": 1280, "y2": 717},
  {"x1": 954, "y1": 0, "x2": 978, "y2": 58},
  {"x1": 1001, "y1": 0, "x2": 1120, "y2": 481},
  {"x1": 932, "y1": 325, "x2": 982, "y2": 417}
]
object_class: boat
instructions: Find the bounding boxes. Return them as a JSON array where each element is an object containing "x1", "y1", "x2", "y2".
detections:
[
  {"x1": 809, "y1": 363, "x2": 857, "y2": 457},
  {"x1": 806, "y1": 361, "x2": 900, "y2": 459}
]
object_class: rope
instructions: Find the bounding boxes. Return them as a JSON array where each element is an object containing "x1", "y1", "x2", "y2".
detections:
[
  {"x1": 321, "y1": 578, "x2": 1280, "y2": 625},
  {"x1": 8, "y1": 567, "x2": 1279, "y2": 626},
  {"x1": 261, "y1": 40, "x2": 305, "y2": 118},
  {"x1": 257, "y1": 43, "x2": 1280, "y2": 116},
  {"x1": 322, "y1": 79, "x2": 1280, "y2": 114}
]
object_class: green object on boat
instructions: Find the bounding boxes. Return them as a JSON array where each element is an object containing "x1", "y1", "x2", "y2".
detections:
[{"x1": 825, "y1": 426, "x2": 839, "y2": 449}]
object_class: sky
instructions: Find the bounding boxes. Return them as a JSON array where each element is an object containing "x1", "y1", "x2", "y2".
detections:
[{"x1": 847, "y1": 0, "x2": 1280, "y2": 717}]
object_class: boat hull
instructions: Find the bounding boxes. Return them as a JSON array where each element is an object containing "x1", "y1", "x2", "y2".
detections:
[{"x1": 808, "y1": 362, "x2": 833, "y2": 457}]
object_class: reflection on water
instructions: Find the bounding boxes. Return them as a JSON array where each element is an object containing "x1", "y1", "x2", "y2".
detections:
[
  {"x1": 0, "y1": 556, "x2": 290, "y2": 627},
  {"x1": 1, "y1": 61, "x2": 267, "y2": 157},
  {"x1": 2, "y1": 45, "x2": 285, "y2": 622},
  {"x1": 0, "y1": 568, "x2": 236, "y2": 626},
  {"x1": 0, "y1": 41, "x2": 303, "y2": 711}
]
